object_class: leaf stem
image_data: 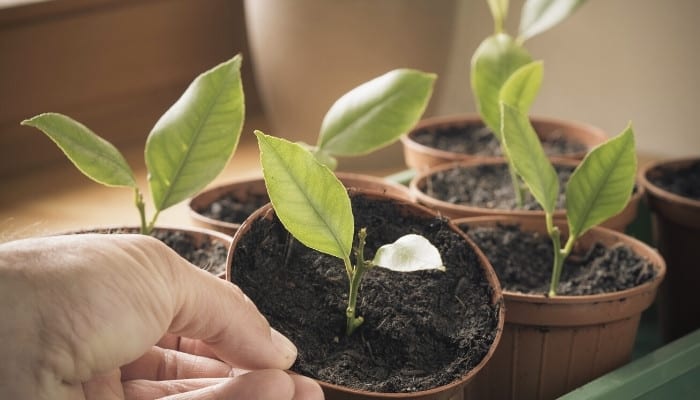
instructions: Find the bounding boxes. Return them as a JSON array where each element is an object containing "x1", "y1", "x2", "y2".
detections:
[
  {"x1": 145, "y1": 211, "x2": 160, "y2": 236},
  {"x1": 134, "y1": 188, "x2": 148, "y2": 235},
  {"x1": 346, "y1": 228, "x2": 372, "y2": 336},
  {"x1": 546, "y1": 212, "x2": 577, "y2": 297},
  {"x1": 546, "y1": 212, "x2": 562, "y2": 297},
  {"x1": 494, "y1": 18, "x2": 504, "y2": 35}
]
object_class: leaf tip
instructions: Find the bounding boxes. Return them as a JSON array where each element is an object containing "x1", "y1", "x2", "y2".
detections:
[{"x1": 20, "y1": 112, "x2": 51, "y2": 127}]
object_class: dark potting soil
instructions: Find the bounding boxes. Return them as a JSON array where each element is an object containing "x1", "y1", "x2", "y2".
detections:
[
  {"x1": 231, "y1": 195, "x2": 500, "y2": 393},
  {"x1": 425, "y1": 163, "x2": 574, "y2": 210},
  {"x1": 648, "y1": 160, "x2": 700, "y2": 201},
  {"x1": 198, "y1": 192, "x2": 270, "y2": 224},
  {"x1": 460, "y1": 223, "x2": 657, "y2": 295},
  {"x1": 151, "y1": 230, "x2": 228, "y2": 276},
  {"x1": 412, "y1": 123, "x2": 587, "y2": 157}
]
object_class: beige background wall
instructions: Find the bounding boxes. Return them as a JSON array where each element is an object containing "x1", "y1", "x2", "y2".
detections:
[
  {"x1": 438, "y1": 0, "x2": 699, "y2": 158},
  {"x1": 1, "y1": 0, "x2": 696, "y2": 179}
]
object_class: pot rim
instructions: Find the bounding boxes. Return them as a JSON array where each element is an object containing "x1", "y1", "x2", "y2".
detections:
[
  {"x1": 189, "y1": 173, "x2": 414, "y2": 232},
  {"x1": 409, "y1": 158, "x2": 575, "y2": 218},
  {"x1": 453, "y1": 215, "x2": 666, "y2": 305},
  {"x1": 639, "y1": 156, "x2": 700, "y2": 209},
  {"x1": 227, "y1": 187, "x2": 506, "y2": 398},
  {"x1": 410, "y1": 158, "x2": 646, "y2": 219},
  {"x1": 57, "y1": 224, "x2": 233, "y2": 279},
  {"x1": 401, "y1": 113, "x2": 608, "y2": 159},
  {"x1": 56, "y1": 224, "x2": 233, "y2": 241},
  {"x1": 188, "y1": 175, "x2": 268, "y2": 232}
]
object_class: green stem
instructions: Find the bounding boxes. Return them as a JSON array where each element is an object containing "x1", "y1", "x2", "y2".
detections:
[
  {"x1": 346, "y1": 228, "x2": 372, "y2": 336},
  {"x1": 494, "y1": 18, "x2": 503, "y2": 35},
  {"x1": 144, "y1": 211, "x2": 161, "y2": 236},
  {"x1": 134, "y1": 188, "x2": 148, "y2": 234},
  {"x1": 546, "y1": 213, "x2": 577, "y2": 297},
  {"x1": 546, "y1": 212, "x2": 563, "y2": 297}
]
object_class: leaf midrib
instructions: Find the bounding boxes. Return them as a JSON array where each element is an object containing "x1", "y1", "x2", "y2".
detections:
[
  {"x1": 569, "y1": 149, "x2": 629, "y2": 236},
  {"x1": 265, "y1": 138, "x2": 350, "y2": 259},
  {"x1": 321, "y1": 83, "x2": 415, "y2": 153},
  {"x1": 156, "y1": 72, "x2": 233, "y2": 209}
]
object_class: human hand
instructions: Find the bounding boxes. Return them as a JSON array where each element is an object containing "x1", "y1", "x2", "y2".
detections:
[{"x1": 0, "y1": 233, "x2": 324, "y2": 399}]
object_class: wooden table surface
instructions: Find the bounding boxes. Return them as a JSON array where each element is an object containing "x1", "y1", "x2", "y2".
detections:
[{"x1": 0, "y1": 137, "x2": 266, "y2": 243}]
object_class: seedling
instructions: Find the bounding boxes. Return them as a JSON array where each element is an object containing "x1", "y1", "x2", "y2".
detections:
[
  {"x1": 302, "y1": 68, "x2": 436, "y2": 170},
  {"x1": 499, "y1": 62, "x2": 636, "y2": 296},
  {"x1": 471, "y1": 0, "x2": 587, "y2": 205},
  {"x1": 21, "y1": 55, "x2": 245, "y2": 234},
  {"x1": 256, "y1": 132, "x2": 444, "y2": 335}
]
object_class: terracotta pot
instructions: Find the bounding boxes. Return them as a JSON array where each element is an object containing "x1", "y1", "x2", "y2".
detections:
[
  {"x1": 226, "y1": 189, "x2": 505, "y2": 400},
  {"x1": 639, "y1": 156, "x2": 700, "y2": 342},
  {"x1": 455, "y1": 216, "x2": 666, "y2": 400},
  {"x1": 400, "y1": 114, "x2": 608, "y2": 172},
  {"x1": 409, "y1": 158, "x2": 643, "y2": 233},
  {"x1": 68, "y1": 225, "x2": 232, "y2": 279},
  {"x1": 189, "y1": 172, "x2": 413, "y2": 235},
  {"x1": 243, "y1": 0, "x2": 458, "y2": 171}
]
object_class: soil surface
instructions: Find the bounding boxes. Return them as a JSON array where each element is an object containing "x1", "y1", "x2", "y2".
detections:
[
  {"x1": 198, "y1": 192, "x2": 270, "y2": 224},
  {"x1": 424, "y1": 163, "x2": 574, "y2": 210},
  {"x1": 648, "y1": 160, "x2": 700, "y2": 201},
  {"x1": 230, "y1": 194, "x2": 500, "y2": 393},
  {"x1": 411, "y1": 123, "x2": 587, "y2": 157},
  {"x1": 151, "y1": 230, "x2": 228, "y2": 276},
  {"x1": 459, "y1": 223, "x2": 657, "y2": 295}
]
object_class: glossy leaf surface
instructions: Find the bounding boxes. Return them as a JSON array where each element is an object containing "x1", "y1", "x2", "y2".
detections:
[
  {"x1": 22, "y1": 113, "x2": 136, "y2": 188},
  {"x1": 519, "y1": 0, "x2": 586, "y2": 41},
  {"x1": 499, "y1": 61, "x2": 543, "y2": 115},
  {"x1": 566, "y1": 125, "x2": 636, "y2": 238},
  {"x1": 318, "y1": 69, "x2": 435, "y2": 157},
  {"x1": 471, "y1": 34, "x2": 533, "y2": 139},
  {"x1": 373, "y1": 234, "x2": 445, "y2": 272},
  {"x1": 256, "y1": 131, "x2": 353, "y2": 260},
  {"x1": 146, "y1": 54, "x2": 244, "y2": 211},
  {"x1": 500, "y1": 103, "x2": 559, "y2": 213}
]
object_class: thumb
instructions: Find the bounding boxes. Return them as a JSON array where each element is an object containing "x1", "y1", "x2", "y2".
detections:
[{"x1": 157, "y1": 238, "x2": 297, "y2": 370}]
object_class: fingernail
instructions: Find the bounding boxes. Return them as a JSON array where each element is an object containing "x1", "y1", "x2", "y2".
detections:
[
  {"x1": 229, "y1": 367, "x2": 248, "y2": 377},
  {"x1": 271, "y1": 328, "x2": 297, "y2": 367}
]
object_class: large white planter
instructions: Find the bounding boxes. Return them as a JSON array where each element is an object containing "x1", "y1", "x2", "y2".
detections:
[{"x1": 244, "y1": 0, "x2": 458, "y2": 170}]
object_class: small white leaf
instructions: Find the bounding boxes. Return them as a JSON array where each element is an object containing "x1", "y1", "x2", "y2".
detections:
[{"x1": 373, "y1": 234, "x2": 445, "y2": 272}]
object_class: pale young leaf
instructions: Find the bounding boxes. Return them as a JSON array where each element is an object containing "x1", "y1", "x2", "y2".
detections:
[{"x1": 372, "y1": 234, "x2": 445, "y2": 272}]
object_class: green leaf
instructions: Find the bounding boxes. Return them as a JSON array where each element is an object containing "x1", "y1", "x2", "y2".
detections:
[
  {"x1": 146, "y1": 54, "x2": 245, "y2": 211},
  {"x1": 21, "y1": 113, "x2": 136, "y2": 188},
  {"x1": 256, "y1": 131, "x2": 354, "y2": 260},
  {"x1": 373, "y1": 234, "x2": 445, "y2": 272},
  {"x1": 499, "y1": 61, "x2": 543, "y2": 115},
  {"x1": 500, "y1": 102, "x2": 559, "y2": 213},
  {"x1": 487, "y1": 0, "x2": 509, "y2": 33},
  {"x1": 311, "y1": 148, "x2": 338, "y2": 171},
  {"x1": 519, "y1": 0, "x2": 586, "y2": 42},
  {"x1": 471, "y1": 34, "x2": 533, "y2": 139},
  {"x1": 566, "y1": 125, "x2": 636, "y2": 239},
  {"x1": 317, "y1": 69, "x2": 436, "y2": 157}
]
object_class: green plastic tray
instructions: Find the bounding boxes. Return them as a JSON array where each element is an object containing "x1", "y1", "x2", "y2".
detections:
[{"x1": 560, "y1": 329, "x2": 700, "y2": 399}]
